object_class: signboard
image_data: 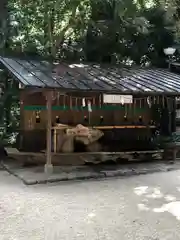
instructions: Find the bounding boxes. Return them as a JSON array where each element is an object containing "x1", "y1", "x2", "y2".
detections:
[{"x1": 103, "y1": 94, "x2": 133, "y2": 104}]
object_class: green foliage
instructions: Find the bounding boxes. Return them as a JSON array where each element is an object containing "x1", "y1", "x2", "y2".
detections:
[
  {"x1": 5, "y1": 0, "x2": 178, "y2": 64},
  {"x1": 0, "y1": 0, "x2": 179, "y2": 144}
]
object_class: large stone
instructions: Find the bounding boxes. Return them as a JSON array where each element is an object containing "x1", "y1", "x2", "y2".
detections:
[
  {"x1": 86, "y1": 142, "x2": 102, "y2": 152},
  {"x1": 61, "y1": 136, "x2": 74, "y2": 153}
]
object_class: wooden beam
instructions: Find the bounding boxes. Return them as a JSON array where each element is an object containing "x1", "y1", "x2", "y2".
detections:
[{"x1": 52, "y1": 125, "x2": 156, "y2": 130}]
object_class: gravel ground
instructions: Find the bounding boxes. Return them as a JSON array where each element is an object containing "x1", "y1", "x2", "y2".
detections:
[{"x1": 1, "y1": 170, "x2": 180, "y2": 240}]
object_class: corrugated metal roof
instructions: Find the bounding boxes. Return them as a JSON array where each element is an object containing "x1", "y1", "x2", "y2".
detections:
[{"x1": 1, "y1": 56, "x2": 180, "y2": 94}]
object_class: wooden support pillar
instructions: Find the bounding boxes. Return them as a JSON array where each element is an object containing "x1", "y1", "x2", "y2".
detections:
[
  {"x1": 171, "y1": 97, "x2": 176, "y2": 133},
  {"x1": 173, "y1": 148, "x2": 177, "y2": 162},
  {"x1": 44, "y1": 90, "x2": 53, "y2": 174}
]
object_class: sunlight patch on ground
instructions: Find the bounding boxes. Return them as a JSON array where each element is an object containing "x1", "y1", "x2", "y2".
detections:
[
  {"x1": 88, "y1": 212, "x2": 96, "y2": 218},
  {"x1": 146, "y1": 188, "x2": 163, "y2": 199},
  {"x1": 138, "y1": 203, "x2": 149, "y2": 211},
  {"x1": 164, "y1": 195, "x2": 176, "y2": 202},
  {"x1": 153, "y1": 201, "x2": 180, "y2": 220},
  {"x1": 134, "y1": 186, "x2": 163, "y2": 199},
  {"x1": 134, "y1": 186, "x2": 180, "y2": 221},
  {"x1": 85, "y1": 212, "x2": 97, "y2": 224},
  {"x1": 134, "y1": 186, "x2": 148, "y2": 196}
]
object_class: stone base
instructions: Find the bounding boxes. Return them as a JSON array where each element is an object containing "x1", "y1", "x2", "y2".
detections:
[
  {"x1": 1, "y1": 160, "x2": 180, "y2": 185},
  {"x1": 44, "y1": 163, "x2": 53, "y2": 174}
]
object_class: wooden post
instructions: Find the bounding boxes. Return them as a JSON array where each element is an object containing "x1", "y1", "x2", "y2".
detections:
[
  {"x1": 44, "y1": 90, "x2": 53, "y2": 174},
  {"x1": 173, "y1": 148, "x2": 177, "y2": 162},
  {"x1": 54, "y1": 128, "x2": 57, "y2": 153},
  {"x1": 19, "y1": 90, "x2": 24, "y2": 150},
  {"x1": 171, "y1": 97, "x2": 176, "y2": 133}
]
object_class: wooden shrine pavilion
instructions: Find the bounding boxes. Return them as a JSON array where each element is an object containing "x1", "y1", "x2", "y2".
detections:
[{"x1": 0, "y1": 56, "x2": 180, "y2": 172}]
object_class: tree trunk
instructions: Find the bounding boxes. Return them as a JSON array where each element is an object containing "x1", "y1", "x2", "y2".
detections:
[
  {"x1": 54, "y1": 3, "x2": 79, "y2": 52},
  {"x1": 0, "y1": 0, "x2": 9, "y2": 51}
]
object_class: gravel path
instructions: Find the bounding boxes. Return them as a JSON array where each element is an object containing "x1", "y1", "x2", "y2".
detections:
[{"x1": 0, "y1": 170, "x2": 180, "y2": 239}]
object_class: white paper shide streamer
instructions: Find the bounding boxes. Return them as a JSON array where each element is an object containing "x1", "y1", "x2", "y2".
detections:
[
  {"x1": 87, "y1": 100, "x2": 92, "y2": 112},
  {"x1": 120, "y1": 96, "x2": 124, "y2": 105},
  {"x1": 147, "y1": 97, "x2": 152, "y2": 108},
  {"x1": 82, "y1": 98, "x2": 86, "y2": 107}
]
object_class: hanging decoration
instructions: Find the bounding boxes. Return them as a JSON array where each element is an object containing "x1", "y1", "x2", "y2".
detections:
[
  {"x1": 99, "y1": 95, "x2": 102, "y2": 108},
  {"x1": 84, "y1": 115, "x2": 88, "y2": 122},
  {"x1": 56, "y1": 115, "x2": 60, "y2": 123},
  {"x1": 57, "y1": 92, "x2": 60, "y2": 105},
  {"x1": 147, "y1": 97, "x2": 152, "y2": 108},
  {"x1": 28, "y1": 119, "x2": 33, "y2": 129},
  {"x1": 124, "y1": 115, "x2": 127, "y2": 122},
  {"x1": 139, "y1": 98, "x2": 142, "y2": 109},
  {"x1": 87, "y1": 100, "x2": 92, "y2": 112},
  {"x1": 133, "y1": 99, "x2": 136, "y2": 124},
  {"x1": 139, "y1": 115, "x2": 142, "y2": 123},
  {"x1": 63, "y1": 95, "x2": 66, "y2": 110},
  {"x1": 139, "y1": 98, "x2": 143, "y2": 123},
  {"x1": 70, "y1": 96, "x2": 72, "y2": 110},
  {"x1": 35, "y1": 111, "x2": 40, "y2": 123},
  {"x1": 124, "y1": 103, "x2": 128, "y2": 121},
  {"x1": 120, "y1": 96, "x2": 124, "y2": 105},
  {"x1": 51, "y1": 91, "x2": 56, "y2": 102},
  {"x1": 82, "y1": 98, "x2": 86, "y2": 107},
  {"x1": 100, "y1": 115, "x2": 104, "y2": 124},
  {"x1": 150, "y1": 119, "x2": 154, "y2": 125}
]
